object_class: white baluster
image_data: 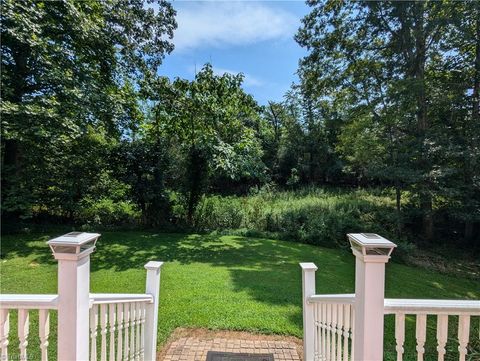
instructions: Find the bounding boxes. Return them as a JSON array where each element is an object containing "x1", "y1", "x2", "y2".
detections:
[
  {"x1": 458, "y1": 315, "x2": 470, "y2": 361},
  {"x1": 395, "y1": 313, "x2": 405, "y2": 361},
  {"x1": 140, "y1": 304, "x2": 146, "y2": 361},
  {"x1": 90, "y1": 304, "x2": 99, "y2": 361},
  {"x1": 331, "y1": 304, "x2": 337, "y2": 361},
  {"x1": 109, "y1": 304, "x2": 116, "y2": 361},
  {"x1": 0, "y1": 309, "x2": 9, "y2": 361},
  {"x1": 350, "y1": 307, "x2": 355, "y2": 360},
  {"x1": 39, "y1": 309, "x2": 50, "y2": 361},
  {"x1": 326, "y1": 304, "x2": 331, "y2": 361},
  {"x1": 336, "y1": 304, "x2": 343, "y2": 361},
  {"x1": 130, "y1": 303, "x2": 136, "y2": 360},
  {"x1": 321, "y1": 303, "x2": 326, "y2": 361},
  {"x1": 416, "y1": 314, "x2": 427, "y2": 361},
  {"x1": 342, "y1": 305, "x2": 350, "y2": 361},
  {"x1": 117, "y1": 303, "x2": 124, "y2": 361},
  {"x1": 133, "y1": 302, "x2": 140, "y2": 361},
  {"x1": 100, "y1": 304, "x2": 108, "y2": 361},
  {"x1": 436, "y1": 315, "x2": 448, "y2": 361},
  {"x1": 314, "y1": 303, "x2": 319, "y2": 361},
  {"x1": 18, "y1": 309, "x2": 29, "y2": 361},
  {"x1": 137, "y1": 303, "x2": 143, "y2": 360},
  {"x1": 124, "y1": 303, "x2": 130, "y2": 361}
]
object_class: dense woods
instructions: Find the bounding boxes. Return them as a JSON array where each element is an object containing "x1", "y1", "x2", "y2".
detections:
[{"x1": 1, "y1": 0, "x2": 479, "y2": 250}]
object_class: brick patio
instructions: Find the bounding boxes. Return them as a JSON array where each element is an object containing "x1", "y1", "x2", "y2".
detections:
[{"x1": 159, "y1": 329, "x2": 303, "y2": 361}]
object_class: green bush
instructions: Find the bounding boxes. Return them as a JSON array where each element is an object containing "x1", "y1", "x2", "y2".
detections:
[
  {"x1": 76, "y1": 198, "x2": 140, "y2": 226},
  {"x1": 190, "y1": 188, "x2": 402, "y2": 249}
]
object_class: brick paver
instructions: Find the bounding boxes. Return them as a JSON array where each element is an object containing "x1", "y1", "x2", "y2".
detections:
[{"x1": 160, "y1": 330, "x2": 302, "y2": 361}]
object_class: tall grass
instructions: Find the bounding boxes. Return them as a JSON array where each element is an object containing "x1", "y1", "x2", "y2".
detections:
[{"x1": 190, "y1": 187, "x2": 403, "y2": 249}]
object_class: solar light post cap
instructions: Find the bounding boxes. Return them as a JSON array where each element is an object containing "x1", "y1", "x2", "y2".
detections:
[
  {"x1": 47, "y1": 232, "x2": 100, "y2": 260},
  {"x1": 347, "y1": 233, "x2": 396, "y2": 261}
]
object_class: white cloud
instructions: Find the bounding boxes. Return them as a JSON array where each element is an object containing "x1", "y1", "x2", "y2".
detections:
[
  {"x1": 213, "y1": 67, "x2": 264, "y2": 87},
  {"x1": 187, "y1": 65, "x2": 264, "y2": 87},
  {"x1": 172, "y1": 1, "x2": 298, "y2": 51}
]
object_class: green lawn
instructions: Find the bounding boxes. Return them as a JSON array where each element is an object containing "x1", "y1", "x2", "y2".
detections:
[{"x1": 1, "y1": 231, "x2": 479, "y2": 360}]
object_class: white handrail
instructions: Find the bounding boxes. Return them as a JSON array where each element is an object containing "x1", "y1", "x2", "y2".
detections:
[
  {"x1": 308, "y1": 294, "x2": 355, "y2": 304},
  {"x1": 307, "y1": 294, "x2": 480, "y2": 314},
  {"x1": 89, "y1": 293, "x2": 153, "y2": 306},
  {"x1": 384, "y1": 298, "x2": 480, "y2": 315},
  {"x1": 0, "y1": 295, "x2": 58, "y2": 309}
]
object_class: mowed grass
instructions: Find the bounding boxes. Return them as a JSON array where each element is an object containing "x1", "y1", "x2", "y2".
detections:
[{"x1": 1, "y1": 231, "x2": 479, "y2": 360}]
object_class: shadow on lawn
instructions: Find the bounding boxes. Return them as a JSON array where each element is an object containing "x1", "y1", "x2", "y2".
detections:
[
  {"x1": 1, "y1": 231, "x2": 476, "y2": 308},
  {"x1": 0, "y1": 231, "x2": 353, "y2": 307}
]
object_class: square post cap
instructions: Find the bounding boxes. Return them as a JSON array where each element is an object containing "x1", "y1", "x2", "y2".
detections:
[
  {"x1": 348, "y1": 233, "x2": 396, "y2": 258},
  {"x1": 47, "y1": 232, "x2": 100, "y2": 258}
]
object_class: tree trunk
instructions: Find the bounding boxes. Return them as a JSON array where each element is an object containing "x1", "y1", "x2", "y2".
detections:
[
  {"x1": 395, "y1": 181, "x2": 402, "y2": 235},
  {"x1": 186, "y1": 147, "x2": 208, "y2": 224},
  {"x1": 413, "y1": 2, "x2": 434, "y2": 241}
]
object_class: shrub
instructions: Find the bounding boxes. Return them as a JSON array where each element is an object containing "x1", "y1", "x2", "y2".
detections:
[
  {"x1": 191, "y1": 188, "x2": 400, "y2": 248},
  {"x1": 76, "y1": 198, "x2": 140, "y2": 226}
]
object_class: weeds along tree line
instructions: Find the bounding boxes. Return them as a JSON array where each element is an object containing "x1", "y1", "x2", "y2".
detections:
[{"x1": 1, "y1": 1, "x2": 479, "y2": 249}]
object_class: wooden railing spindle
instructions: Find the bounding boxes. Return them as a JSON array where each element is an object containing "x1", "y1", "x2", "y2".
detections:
[
  {"x1": 100, "y1": 304, "x2": 108, "y2": 361},
  {"x1": 0, "y1": 309, "x2": 10, "y2": 361},
  {"x1": 116, "y1": 303, "x2": 124, "y2": 361},
  {"x1": 39, "y1": 309, "x2": 50, "y2": 361},
  {"x1": 314, "y1": 303, "x2": 319, "y2": 361},
  {"x1": 135, "y1": 302, "x2": 141, "y2": 361},
  {"x1": 336, "y1": 304, "x2": 342, "y2": 361},
  {"x1": 321, "y1": 303, "x2": 326, "y2": 361},
  {"x1": 457, "y1": 315, "x2": 470, "y2": 361},
  {"x1": 416, "y1": 314, "x2": 427, "y2": 361},
  {"x1": 124, "y1": 303, "x2": 130, "y2": 360},
  {"x1": 331, "y1": 304, "x2": 337, "y2": 361},
  {"x1": 109, "y1": 304, "x2": 116, "y2": 361},
  {"x1": 342, "y1": 305, "x2": 350, "y2": 361},
  {"x1": 90, "y1": 304, "x2": 99, "y2": 361},
  {"x1": 140, "y1": 304, "x2": 146, "y2": 361},
  {"x1": 18, "y1": 309, "x2": 29, "y2": 361},
  {"x1": 326, "y1": 304, "x2": 331, "y2": 361},
  {"x1": 130, "y1": 303, "x2": 135, "y2": 360},
  {"x1": 436, "y1": 315, "x2": 448, "y2": 361},
  {"x1": 395, "y1": 313, "x2": 405, "y2": 361}
]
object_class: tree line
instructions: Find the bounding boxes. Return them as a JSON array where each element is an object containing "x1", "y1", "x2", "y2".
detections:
[{"x1": 1, "y1": 0, "x2": 479, "y2": 247}]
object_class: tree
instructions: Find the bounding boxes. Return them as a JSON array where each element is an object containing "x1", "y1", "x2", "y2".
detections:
[
  {"x1": 295, "y1": 0, "x2": 470, "y2": 242},
  {"x1": 145, "y1": 64, "x2": 265, "y2": 221},
  {"x1": 1, "y1": 0, "x2": 177, "y2": 219}
]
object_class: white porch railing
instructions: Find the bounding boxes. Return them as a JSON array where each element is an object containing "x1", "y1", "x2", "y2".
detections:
[
  {"x1": 384, "y1": 299, "x2": 480, "y2": 361},
  {"x1": 301, "y1": 233, "x2": 480, "y2": 361},
  {"x1": 0, "y1": 295, "x2": 58, "y2": 361},
  {"x1": 0, "y1": 232, "x2": 163, "y2": 361}
]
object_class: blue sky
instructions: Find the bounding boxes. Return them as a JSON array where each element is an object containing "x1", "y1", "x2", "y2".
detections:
[{"x1": 159, "y1": 1, "x2": 310, "y2": 105}]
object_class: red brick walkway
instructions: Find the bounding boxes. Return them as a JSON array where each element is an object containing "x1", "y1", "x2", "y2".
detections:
[{"x1": 159, "y1": 329, "x2": 303, "y2": 361}]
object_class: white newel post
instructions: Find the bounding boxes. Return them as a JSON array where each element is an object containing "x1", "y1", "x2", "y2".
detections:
[
  {"x1": 47, "y1": 232, "x2": 100, "y2": 361},
  {"x1": 300, "y1": 262, "x2": 318, "y2": 361},
  {"x1": 348, "y1": 233, "x2": 396, "y2": 361},
  {"x1": 144, "y1": 261, "x2": 163, "y2": 361}
]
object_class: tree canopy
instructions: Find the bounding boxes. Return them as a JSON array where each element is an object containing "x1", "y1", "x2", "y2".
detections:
[{"x1": 1, "y1": 0, "x2": 478, "y2": 248}]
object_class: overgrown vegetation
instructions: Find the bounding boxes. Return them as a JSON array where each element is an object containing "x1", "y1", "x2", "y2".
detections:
[
  {"x1": 2, "y1": 0, "x2": 479, "y2": 252},
  {"x1": 191, "y1": 188, "x2": 398, "y2": 246}
]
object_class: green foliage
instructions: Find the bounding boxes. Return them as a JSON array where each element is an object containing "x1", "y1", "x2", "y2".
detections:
[
  {"x1": 2, "y1": 0, "x2": 479, "y2": 251},
  {"x1": 294, "y1": 0, "x2": 480, "y2": 244},
  {"x1": 145, "y1": 63, "x2": 265, "y2": 219},
  {"x1": 188, "y1": 188, "x2": 402, "y2": 249},
  {"x1": 113, "y1": 140, "x2": 171, "y2": 226},
  {"x1": 1, "y1": 0, "x2": 176, "y2": 220},
  {"x1": 76, "y1": 198, "x2": 139, "y2": 226}
]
